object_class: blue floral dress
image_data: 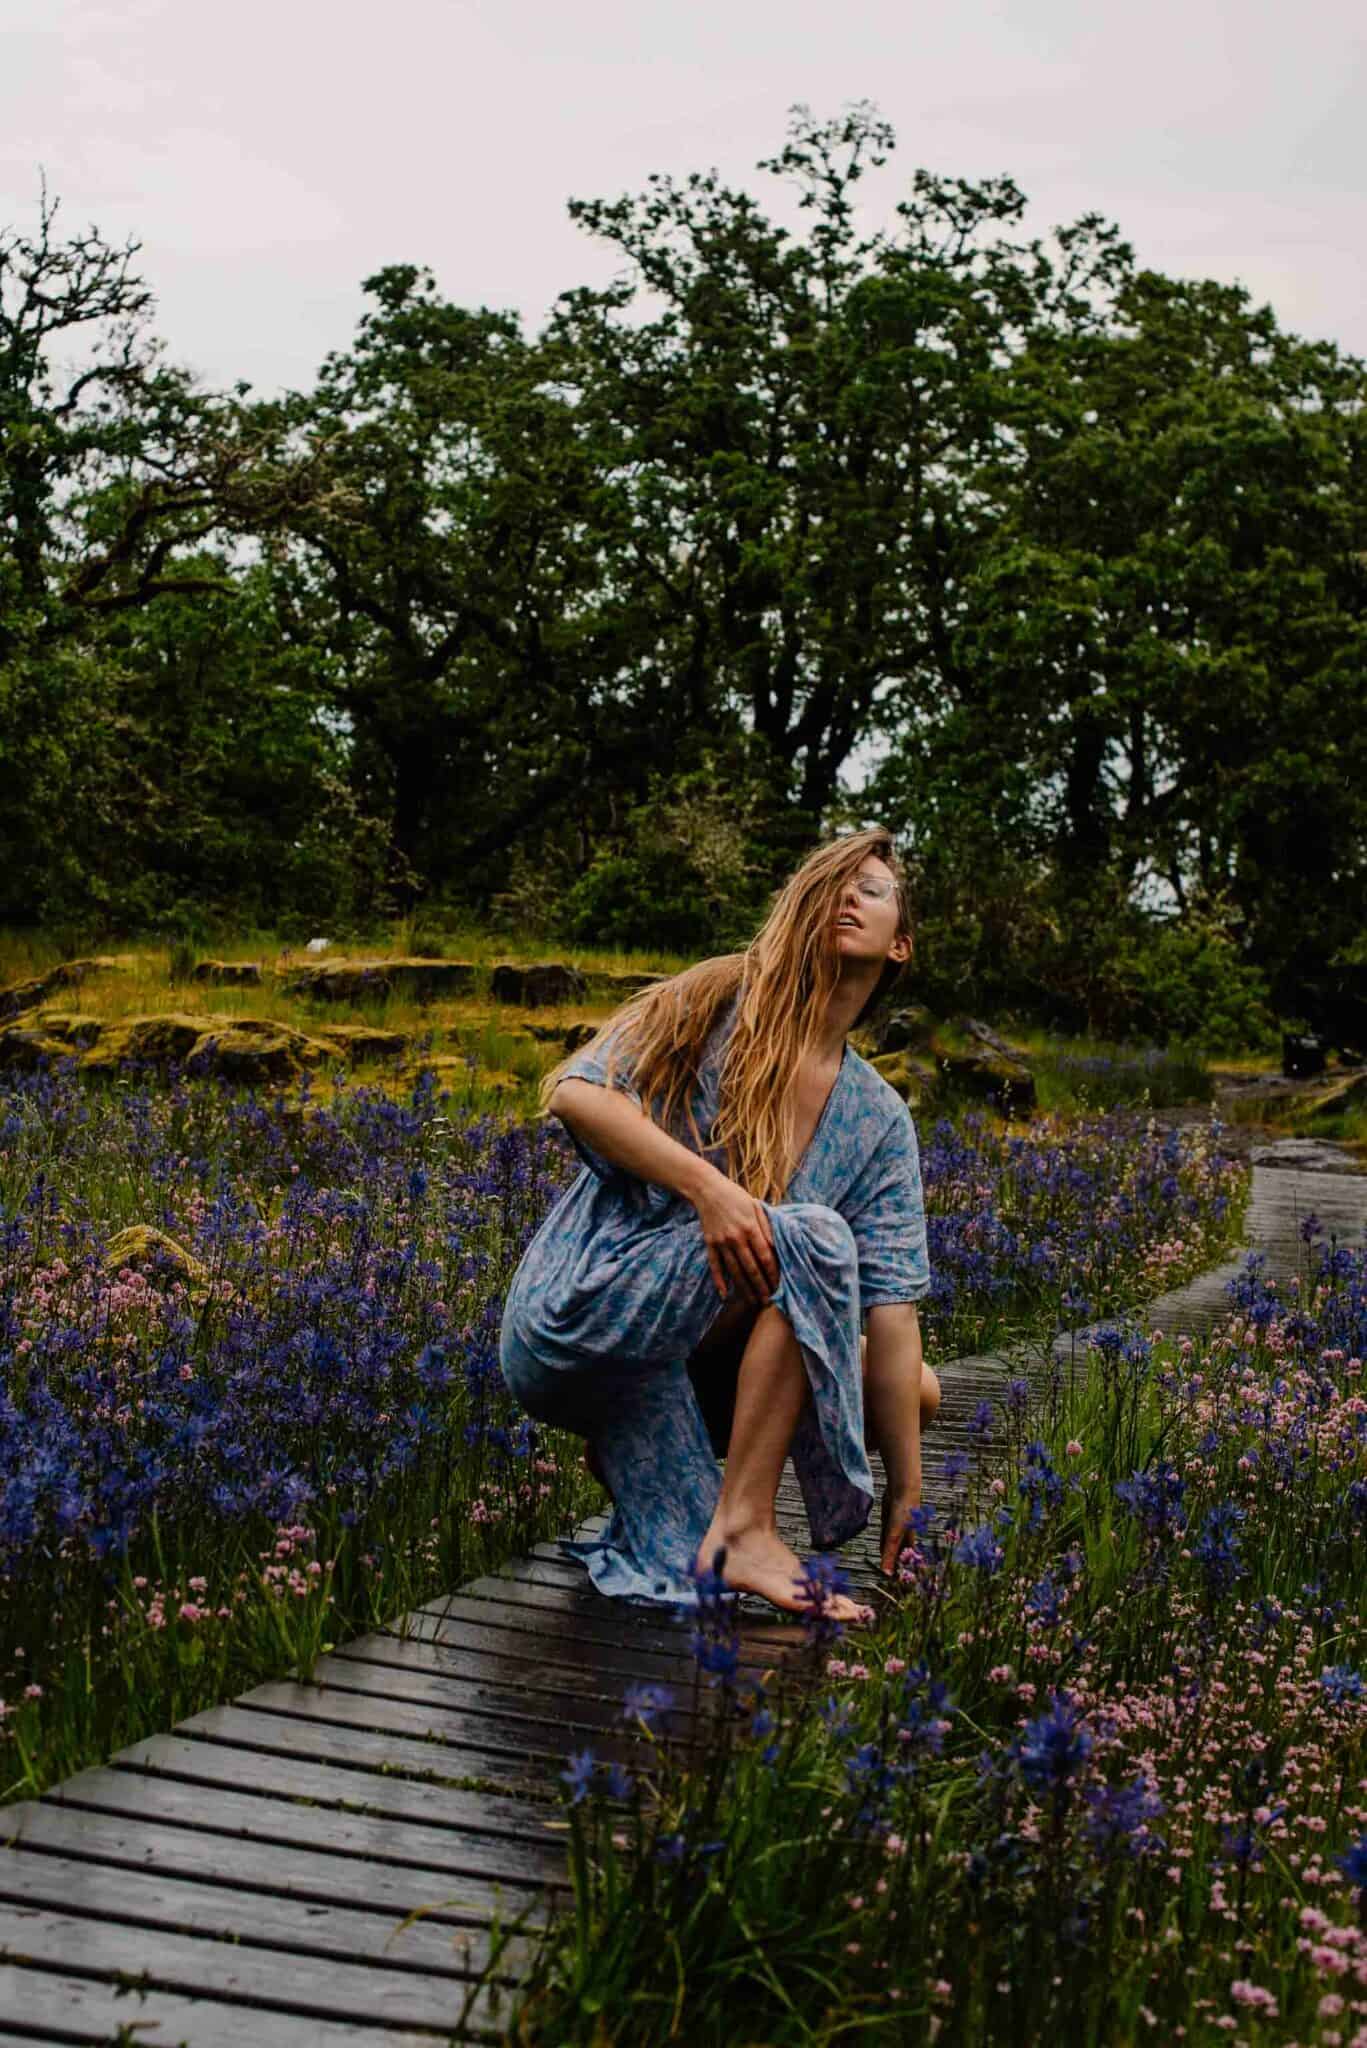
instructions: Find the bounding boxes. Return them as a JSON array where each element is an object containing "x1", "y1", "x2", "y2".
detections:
[{"x1": 499, "y1": 995, "x2": 931, "y2": 1605}]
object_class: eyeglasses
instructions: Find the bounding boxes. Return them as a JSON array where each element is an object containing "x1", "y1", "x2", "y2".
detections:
[{"x1": 847, "y1": 874, "x2": 897, "y2": 903}]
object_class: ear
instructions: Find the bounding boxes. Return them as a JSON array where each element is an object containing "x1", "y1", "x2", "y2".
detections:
[{"x1": 889, "y1": 932, "x2": 913, "y2": 965}]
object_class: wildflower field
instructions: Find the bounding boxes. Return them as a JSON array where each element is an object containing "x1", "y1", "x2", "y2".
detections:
[
  {"x1": 0, "y1": 1046, "x2": 1244, "y2": 1808},
  {"x1": 515, "y1": 1236, "x2": 1367, "y2": 2048}
]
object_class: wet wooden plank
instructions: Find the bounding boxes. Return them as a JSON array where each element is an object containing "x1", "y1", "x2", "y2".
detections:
[
  {"x1": 229, "y1": 1679, "x2": 645, "y2": 1774},
  {"x1": 385, "y1": 1597, "x2": 721, "y2": 1683},
  {"x1": 337, "y1": 1624, "x2": 708, "y2": 1699},
  {"x1": 443, "y1": 1575, "x2": 798, "y2": 1662},
  {"x1": 312, "y1": 1647, "x2": 706, "y2": 1735},
  {"x1": 90, "y1": 1735, "x2": 568, "y2": 1857},
  {"x1": 9, "y1": 1796, "x2": 548, "y2": 1949},
  {"x1": 173, "y1": 1702, "x2": 566, "y2": 1804},
  {"x1": 304, "y1": 1648, "x2": 692, "y2": 1733},
  {"x1": 0, "y1": 1893, "x2": 503, "y2": 2037},
  {"x1": 0, "y1": 1818, "x2": 528, "y2": 1974},
  {"x1": 0, "y1": 1962, "x2": 447, "y2": 2048}
]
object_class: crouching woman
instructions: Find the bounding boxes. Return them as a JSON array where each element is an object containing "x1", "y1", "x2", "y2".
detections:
[{"x1": 498, "y1": 826, "x2": 939, "y2": 1620}]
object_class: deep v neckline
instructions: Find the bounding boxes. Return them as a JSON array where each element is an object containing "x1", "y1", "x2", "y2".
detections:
[{"x1": 792, "y1": 1041, "x2": 850, "y2": 1185}]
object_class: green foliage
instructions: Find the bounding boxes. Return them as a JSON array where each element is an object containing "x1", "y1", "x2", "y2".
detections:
[
  {"x1": 1092, "y1": 915, "x2": 1276, "y2": 1054},
  {"x1": 561, "y1": 751, "x2": 779, "y2": 952},
  {"x1": 1, "y1": 112, "x2": 1364, "y2": 1040}
]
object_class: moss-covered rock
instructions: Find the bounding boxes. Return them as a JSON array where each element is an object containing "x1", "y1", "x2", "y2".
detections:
[
  {"x1": 0, "y1": 955, "x2": 125, "y2": 1023},
  {"x1": 190, "y1": 960, "x2": 263, "y2": 986},
  {"x1": 491, "y1": 961, "x2": 588, "y2": 1007},
  {"x1": 35, "y1": 1011, "x2": 104, "y2": 1046},
  {"x1": 933, "y1": 1042, "x2": 1037, "y2": 1114},
  {"x1": 871, "y1": 1052, "x2": 939, "y2": 1108},
  {"x1": 0, "y1": 1027, "x2": 79, "y2": 1071},
  {"x1": 78, "y1": 1012, "x2": 335, "y2": 1082},
  {"x1": 186, "y1": 1027, "x2": 328, "y2": 1084},
  {"x1": 102, "y1": 1223, "x2": 209, "y2": 1300},
  {"x1": 874, "y1": 1004, "x2": 937, "y2": 1055},
  {"x1": 280, "y1": 958, "x2": 480, "y2": 1004},
  {"x1": 523, "y1": 1020, "x2": 601, "y2": 1052},
  {"x1": 311, "y1": 1022, "x2": 409, "y2": 1061}
]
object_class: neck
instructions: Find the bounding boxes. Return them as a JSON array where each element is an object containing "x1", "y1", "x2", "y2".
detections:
[{"x1": 810, "y1": 961, "x2": 883, "y2": 1065}]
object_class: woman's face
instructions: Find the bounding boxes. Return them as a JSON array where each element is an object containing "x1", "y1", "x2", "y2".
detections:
[{"x1": 831, "y1": 856, "x2": 912, "y2": 969}]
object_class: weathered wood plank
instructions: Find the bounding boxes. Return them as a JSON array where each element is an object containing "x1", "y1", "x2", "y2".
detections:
[
  {"x1": 337, "y1": 1624, "x2": 708, "y2": 1698},
  {"x1": 441, "y1": 1575, "x2": 798, "y2": 1661},
  {"x1": 93, "y1": 1735, "x2": 568, "y2": 1855},
  {"x1": 7, "y1": 1797, "x2": 549, "y2": 1949},
  {"x1": 170, "y1": 1703, "x2": 605, "y2": 1812},
  {"x1": 389, "y1": 1593, "x2": 748, "y2": 1679},
  {"x1": 303, "y1": 1649, "x2": 695, "y2": 1735},
  {"x1": 229, "y1": 1679, "x2": 645, "y2": 1772},
  {"x1": 0, "y1": 1896, "x2": 504, "y2": 2036},
  {"x1": 0, "y1": 1829, "x2": 520, "y2": 1982},
  {"x1": 0, "y1": 1962, "x2": 448, "y2": 2048}
]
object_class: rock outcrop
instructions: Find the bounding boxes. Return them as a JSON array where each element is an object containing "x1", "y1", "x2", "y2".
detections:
[
  {"x1": 933, "y1": 1043, "x2": 1037, "y2": 1114},
  {"x1": 190, "y1": 960, "x2": 263, "y2": 986},
  {"x1": 78, "y1": 1012, "x2": 336, "y2": 1083},
  {"x1": 408, "y1": 1052, "x2": 523, "y2": 1095},
  {"x1": 869, "y1": 1004, "x2": 937, "y2": 1056},
  {"x1": 0, "y1": 1027, "x2": 80, "y2": 1071},
  {"x1": 34, "y1": 1012, "x2": 104, "y2": 1047},
  {"x1": 871, "y1": 1051, "x2": 939, "y2": 1108},
  {"x1": 281, "y1": 959, "x2": 479, "y2": 1004},
  {"x1": 491, "y1": 961, "x2": 588, "y2": 1007},
  {"x1": 311, "y1": 1023, "x2": 409, "y2": 1061},
  {"x1": 0, "y1": 955, "x2": 125, "y2": 1023},
  {"x1": 102, "y1": 1224, "x2": 210, "y2": 1302}
]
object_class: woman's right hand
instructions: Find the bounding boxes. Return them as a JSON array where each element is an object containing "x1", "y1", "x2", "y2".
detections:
[{"x1": 691, "y1": 1168, "x2": 780, "y2": 1305}]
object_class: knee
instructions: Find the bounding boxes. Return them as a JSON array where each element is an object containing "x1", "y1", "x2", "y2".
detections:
[{"x1": 783, "y1": 1200, "x2": 857, "y2": 1267}]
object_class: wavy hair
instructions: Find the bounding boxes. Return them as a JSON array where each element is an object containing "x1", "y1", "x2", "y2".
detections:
[{"x1": 540, "y1": 826, "x2": 913, "y2": 1203}]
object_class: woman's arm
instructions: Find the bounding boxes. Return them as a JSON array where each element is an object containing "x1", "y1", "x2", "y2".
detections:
[
  {"x1": 549, "y1": 1078, "x2": 711, "y2": 1202},
  {"x1": 549, "y1": 1078, "x2": 779, "y2": 1303}
]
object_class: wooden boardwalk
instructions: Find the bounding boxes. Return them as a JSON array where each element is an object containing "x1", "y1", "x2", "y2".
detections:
[{"x1": 3, "y1": 1140, "x2": 1364, "y2": 2043}]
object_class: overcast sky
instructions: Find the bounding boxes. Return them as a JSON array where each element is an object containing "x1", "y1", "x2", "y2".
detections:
[{"x1": 4, "y1": 0, "x2": 1363, "y2": 398}]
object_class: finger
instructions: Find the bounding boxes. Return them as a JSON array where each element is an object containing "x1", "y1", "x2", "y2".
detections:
[
  {"x1": 706, "y1": 1247, "x2": 728, "y2": 1300},
  {"x1": 732, "y1": 1242, "x2": 769, "y2": 1305},
  {"x1": 720, "y1": 1245, "x2": 754, "y2": 1302},
  {"x1": 753, "y1": 1204, "x2": 780, "y2": 1289},
  {"x1": 745, "y1": 1240, "x2": 775, "y2": 1303}
]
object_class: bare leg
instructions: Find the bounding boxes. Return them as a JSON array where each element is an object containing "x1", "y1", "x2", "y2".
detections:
[
  {"x1": 695, "y1": 1303, "x2": 869, "y2": 1623},
  {"x1": 860, "y1": 1312, "x2": 937, "y2": 1574}
]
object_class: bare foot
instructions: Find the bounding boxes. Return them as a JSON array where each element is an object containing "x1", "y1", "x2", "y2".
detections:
[
  {"x1": 879, "y1": 1492, "x2": 919, "y2": 1576},
  {"x1": 696, "y1": 1524, "x2": 873, "y2": 1625}
]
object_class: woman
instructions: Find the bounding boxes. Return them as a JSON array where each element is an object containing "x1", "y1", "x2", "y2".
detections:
[{"x1": 498, "y1": 827, "x2": 939, "y2": 1620}]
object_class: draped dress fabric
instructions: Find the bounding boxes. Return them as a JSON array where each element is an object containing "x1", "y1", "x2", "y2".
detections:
[{"x1": 498, "y1": 996, "x2": 932, "y2": 1606}]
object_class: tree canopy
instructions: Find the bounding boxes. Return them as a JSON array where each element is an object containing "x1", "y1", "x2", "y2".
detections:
[{"x1": 1, "y1": 109, "x2": 1363, "y2": 1045}]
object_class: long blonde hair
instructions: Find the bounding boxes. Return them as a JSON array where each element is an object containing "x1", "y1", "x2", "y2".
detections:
[{"x1": 540, "y1": 826, "x2": 913, "y2": 1203}]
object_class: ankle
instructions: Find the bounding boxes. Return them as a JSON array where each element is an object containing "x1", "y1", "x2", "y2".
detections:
[{"x1": 703, "y1": 1507, "x2": 777, "y2": 1549}]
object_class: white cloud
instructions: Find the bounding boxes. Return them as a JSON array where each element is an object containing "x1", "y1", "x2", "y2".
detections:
[{"x1": 2, "y1": 0, "x2": 1361, "y2": 395}]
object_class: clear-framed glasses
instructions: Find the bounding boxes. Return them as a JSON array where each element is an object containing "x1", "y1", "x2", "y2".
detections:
[{"x1": 849, "y1": 874, "x2": 897, "y2": 902}]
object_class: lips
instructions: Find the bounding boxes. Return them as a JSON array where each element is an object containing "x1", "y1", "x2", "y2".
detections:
[{"x1": 836, "y1": 915, "x2": 862, "y2": 931}]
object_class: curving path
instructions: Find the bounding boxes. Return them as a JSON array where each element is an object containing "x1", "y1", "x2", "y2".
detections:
[{"x1": 2, "y1": 1142, "x2": 1364, "y2": 2043}]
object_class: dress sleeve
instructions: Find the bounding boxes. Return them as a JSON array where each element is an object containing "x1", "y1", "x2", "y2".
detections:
[
  {"x1": 843, "y1": 1104, "x2": 932, "y2": 1312},
  {"x1": 551, "y1": 1025, "x2": 646, "y2": 1185}
]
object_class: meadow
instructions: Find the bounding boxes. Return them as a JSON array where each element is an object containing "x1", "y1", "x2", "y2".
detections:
[
  {"x1": 0, "y1": 936, "x2": 1249, "y2": 1809},
  {"x1": 514, "y1": 1237, "x2": 1367, "y2": 2047}
]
